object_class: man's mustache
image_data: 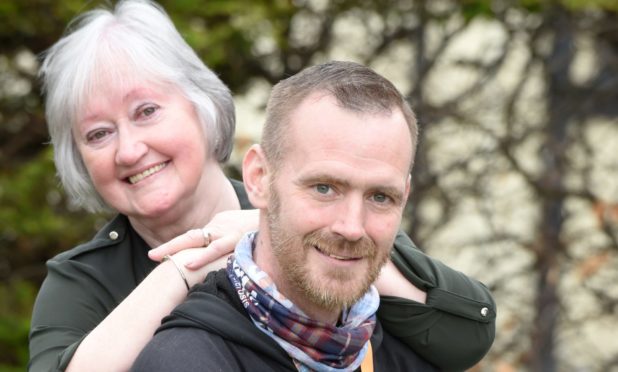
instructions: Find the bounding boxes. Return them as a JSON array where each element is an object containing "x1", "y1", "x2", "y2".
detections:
[{"x1": 303, "y1": 230, "x2": 376, "y2": 259}]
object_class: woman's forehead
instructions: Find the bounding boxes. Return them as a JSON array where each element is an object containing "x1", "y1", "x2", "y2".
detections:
[{"x1": 76, "y1": 67, "x2": 174, "y2": 117}]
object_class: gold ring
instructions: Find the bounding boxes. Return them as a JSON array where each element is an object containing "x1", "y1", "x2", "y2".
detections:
[{"x1": 202, "y1": 228, "x2": 212, "y2": 247}]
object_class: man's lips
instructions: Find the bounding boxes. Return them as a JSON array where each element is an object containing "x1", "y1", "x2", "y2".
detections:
[
  {"x1": 127, "y1": 161, "x2": 168, "y2": 184},
  {"x1": 313, "y1": 245, "x2": 362, "y2": 261}
]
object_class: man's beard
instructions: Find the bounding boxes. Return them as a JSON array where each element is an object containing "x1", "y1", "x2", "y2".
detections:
[{"x1": 266, "y1": 186, "x2": 389, "y2": 311}]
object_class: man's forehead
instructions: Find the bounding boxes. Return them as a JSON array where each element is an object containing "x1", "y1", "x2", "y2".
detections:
[{"x1": 285, "y1": 93, "x2": 413, "y2": 171}]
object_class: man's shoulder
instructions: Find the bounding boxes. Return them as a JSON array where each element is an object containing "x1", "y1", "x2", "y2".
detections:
[
  {"x1": 372, "y1": 321, "x2": 439, "y2": 372},
  {"x1": 133, "y1": 270, "x2": 296, "y2": 371},
  {"x1": 159, "y1": 269, "x2": 249, "y2": 331},
  {"x1": 158, "y1": 269, "x2": 283, "y2": 355},
  {"x1": 133, "y1": 326, "x2": 296, "y2": 372}
]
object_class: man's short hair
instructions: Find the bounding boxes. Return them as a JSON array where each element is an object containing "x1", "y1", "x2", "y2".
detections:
[{"x1": 261, "y1": 61, "x2": 418, "y2": 173}]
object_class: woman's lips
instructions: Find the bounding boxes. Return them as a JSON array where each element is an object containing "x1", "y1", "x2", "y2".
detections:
[{"x1": 127, "y1": 161, "x2": 168, "y2": 184}]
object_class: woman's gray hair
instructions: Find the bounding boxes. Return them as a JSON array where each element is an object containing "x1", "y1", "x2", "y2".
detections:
[{"x1": 39, "y1": 0, "x2": 235, "y2": 212}]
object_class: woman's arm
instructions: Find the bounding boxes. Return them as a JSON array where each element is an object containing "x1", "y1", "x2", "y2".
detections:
[
  {"x1": 375, "y1": 231, "x2": 496, "y2": 371},
  {"x1": 374, "y1": 259, "x2": 427, "y2": 303},
  {"x1": 68, "y1": 212, "x2": 259, "y2": 371},
  {"x1": 64, "y1": 252, "x2": 214, "y2": 372},
  {"x1": 30, "y1": 210, "x2": 259, "y2": 372},
  {"x1": 31, "y1": 258, "x2": 226, "y2": 372}
]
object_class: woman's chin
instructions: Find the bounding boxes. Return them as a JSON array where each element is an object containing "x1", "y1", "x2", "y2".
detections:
[{"x1": 124, "y1": 198, "x2": 181, "y2": 221}]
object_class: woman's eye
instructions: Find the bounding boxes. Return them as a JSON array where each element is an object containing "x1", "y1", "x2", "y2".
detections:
[
  {"x1": 86, "y1": 129, "x2": 109, "y2": 143},
  {"x1": 143, "y1": 106, "x2": 156, "y2": 116},
  {"x1": 136, "y1": 104, "x2": 159, "y2": 119},
  {"x1": 315, "y1": 184, "x2": 331, "y2": 194}
]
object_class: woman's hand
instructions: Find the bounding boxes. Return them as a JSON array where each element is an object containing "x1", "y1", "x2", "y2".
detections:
[
  {"x1": 148, "y1": 209, "x2": 259, "y2": 270},
  {"x1": 161, "y1": 248, "x2": 231, "y2": 288},
  {"x1": 374, "y1": 259, "x2": 427, "y2": 303}
]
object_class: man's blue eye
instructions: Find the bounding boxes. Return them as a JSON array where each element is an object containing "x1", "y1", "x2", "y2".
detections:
[
  {"x1": 373, "y1": 193, "x2": 388, "y2": 203},
  {"x1": 316, "y1": 184, "x2": 330, "y2": 194}
]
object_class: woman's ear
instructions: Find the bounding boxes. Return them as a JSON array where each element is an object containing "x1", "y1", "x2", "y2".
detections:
[{"x1": 242, "y1": 144, "x2": 270, "y2": 209}]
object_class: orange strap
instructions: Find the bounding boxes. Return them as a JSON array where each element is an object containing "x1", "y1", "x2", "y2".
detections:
[{"x1": 360, "y1": 341, "x2": 373, "y2": 372}]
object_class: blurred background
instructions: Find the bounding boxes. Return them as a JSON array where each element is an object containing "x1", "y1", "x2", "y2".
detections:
[{"x1": 1, "y1": 0, "x2": 617, "y2": 371}]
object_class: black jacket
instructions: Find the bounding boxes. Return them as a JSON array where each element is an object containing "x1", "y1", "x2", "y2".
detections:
[
  {"x1": 30, "y1": 179, "x2": 494, "y2": 372},
  {"x1": 132, "y1": 269, "x2": 438, "y2": 372}
]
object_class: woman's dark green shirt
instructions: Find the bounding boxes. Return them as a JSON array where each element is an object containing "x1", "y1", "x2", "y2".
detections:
[{"x1": 29, "y1": 180, "x2": 496, "y2": 372}]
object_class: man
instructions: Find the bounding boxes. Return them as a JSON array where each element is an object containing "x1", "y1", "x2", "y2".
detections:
[{"x1": 132, "y1": 61, "x2": 441, "y2": 371}]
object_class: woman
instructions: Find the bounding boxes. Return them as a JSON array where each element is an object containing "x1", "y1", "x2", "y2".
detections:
[{"x1": 29, "y1": 1, "x2": 495, "y2": 371}]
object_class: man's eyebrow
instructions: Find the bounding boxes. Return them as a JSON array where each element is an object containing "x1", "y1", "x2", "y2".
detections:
[
  {"x1": 370, "y1": 185, "x2": 406, "y2": 204},
  {"x1": 297, "y1": 174, "x2": 351, "y2": 188}
]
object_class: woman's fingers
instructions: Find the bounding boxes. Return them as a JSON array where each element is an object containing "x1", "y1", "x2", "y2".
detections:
[
  {"x1": 184, "y1": 235, "x2": 238, "y2": 270},
  {"x1": 148, "y1": 209, "x2": 258, "y2": 263},
  {"x1": 148, "y1": 228, "x2": 212, "y2": 261},
  {"x1": 149, "y1": 228, "x2": 235, "y2": 269}
]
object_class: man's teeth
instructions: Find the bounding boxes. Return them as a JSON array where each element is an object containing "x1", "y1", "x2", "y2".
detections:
[
  {"x1": 315, "y1": 246, "x2": 354, "y2": 260},
  {"x1": 329, "y1": 253, "x2": 351, "y2": 260},
  {"x1": 128, "y1": 163, "x2": 167, "y2": 184}
]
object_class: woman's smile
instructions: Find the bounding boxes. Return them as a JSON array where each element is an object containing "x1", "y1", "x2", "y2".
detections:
[{"x1": 128, "y1": 161, "x2": 169, "y2": 184}]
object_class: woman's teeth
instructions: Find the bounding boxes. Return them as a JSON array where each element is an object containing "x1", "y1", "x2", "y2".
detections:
[{"x1": 128, "y1": 162, "x2": 167, "y2": 184}]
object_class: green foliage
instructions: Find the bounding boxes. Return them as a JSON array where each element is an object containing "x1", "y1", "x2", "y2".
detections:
[
  {"x1": 460, "y1": 0, "x2": 494, "y2": 21},
  {"x1": 0, "y1": 146, "x2": 101, "y2": 372},
  {"x1": 0, "y1": 280, "x2": 37, "y2": 370},
  {"x1": 158, "y1": 0, "x2": 296, "y2": 90},
  {"x1": 459, "y1": 0, "x2": 618, "y2": 20},
  {"x1": 519, "y1": 0, "x2": 618, "y2": 12},
  {"x1": 1, "y1": 148, "x2": 63, "y2": 237},
  {"x1": 0, "y1": 147, "x2": 102, "y2": 275}
]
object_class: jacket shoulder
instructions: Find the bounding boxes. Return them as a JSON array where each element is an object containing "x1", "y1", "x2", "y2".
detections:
[{"x1": 50, "y1": 214, "x2": 129, "y2": 263}]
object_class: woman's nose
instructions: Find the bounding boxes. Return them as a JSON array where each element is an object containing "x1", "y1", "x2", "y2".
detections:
[{"x1": 114, "y1": 127, "x2": 148, "y2": 166}]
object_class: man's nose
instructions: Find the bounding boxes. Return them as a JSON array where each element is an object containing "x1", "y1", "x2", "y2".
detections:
[
  {"x1": 331, "y1": 196, "x2": 366, "y2": 242},
  {"x1": 115, "y1": 125, "x2": 148, "y2": 165}
]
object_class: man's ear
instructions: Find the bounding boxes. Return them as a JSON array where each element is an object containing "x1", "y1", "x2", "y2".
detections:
[
  {"x1": 242, "y1": 144, "x2": 270, "y2": 209},
  {"x1": 403, "y1": 174, "x2": 411, "y2": 205}
]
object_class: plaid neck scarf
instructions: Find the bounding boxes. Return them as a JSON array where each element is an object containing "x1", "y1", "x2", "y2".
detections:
[{"x1": 226, "y1": 232, "x2": 379, "y2": 372}]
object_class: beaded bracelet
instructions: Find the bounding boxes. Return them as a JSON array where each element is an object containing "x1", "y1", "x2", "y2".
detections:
[{"x1": 162, "y1": 255, "x2": 190, "y2": 291}]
